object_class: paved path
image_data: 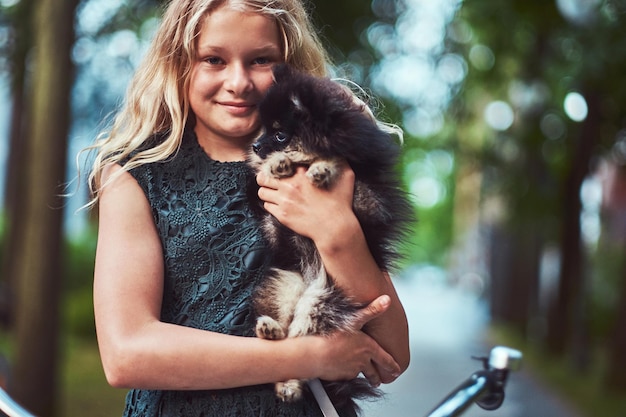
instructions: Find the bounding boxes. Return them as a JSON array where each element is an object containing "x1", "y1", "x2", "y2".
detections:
[{"x1": 360, "y1": 269, "x2": 583, "y2": 417}]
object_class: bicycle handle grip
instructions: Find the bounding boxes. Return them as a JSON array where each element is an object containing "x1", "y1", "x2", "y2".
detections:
[{"x1": 488, "y1": 346, "x2": 523, "y2": 371}]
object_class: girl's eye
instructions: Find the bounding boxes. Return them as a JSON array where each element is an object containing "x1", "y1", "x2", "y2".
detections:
[
  {"x1": 253, "y1": 57, "x2": 272, "y2": 65},
  {"x1": 274, "y1": 131, "x2": 289, "y2": 143},
  {"x1": 205, "y1": 56, "x2": 224, "y2": 65}
]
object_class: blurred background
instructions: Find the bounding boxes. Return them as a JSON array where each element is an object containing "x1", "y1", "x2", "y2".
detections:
[{"x1": 0, "y1": 0, "x2": 625, "y2": 416}]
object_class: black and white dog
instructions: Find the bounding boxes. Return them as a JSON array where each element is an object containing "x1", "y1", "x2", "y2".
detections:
[{"x1": 247, "y1": 64, "x2": 413, "y2": 414}]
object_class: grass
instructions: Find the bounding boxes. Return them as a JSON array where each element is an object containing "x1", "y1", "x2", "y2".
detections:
[
  {"x1": 488, "y1": 325, "x2": 626, "y2": 417},
  {"x1": 0, "y1": 332, "x2": 126, "y2": 416},
  {"x1": 61, "y1": 338, "x2": 127, "y2": 417}
]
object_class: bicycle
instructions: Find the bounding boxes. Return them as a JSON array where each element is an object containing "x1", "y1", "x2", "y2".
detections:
[{"x1": 0, "y1": 346, "x2": 522, "y2": 417}]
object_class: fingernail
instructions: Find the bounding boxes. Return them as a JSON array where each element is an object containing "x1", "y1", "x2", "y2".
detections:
[
  {"x1": 380, "y1": 295, "x2": 390, "y2": 307},
  {"x1": 385, "y1": 365, "x2": 397, "y2": 373}
]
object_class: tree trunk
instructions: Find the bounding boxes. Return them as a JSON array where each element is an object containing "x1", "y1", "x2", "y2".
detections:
[
  {"x1": 488, "y1": 223, "x2": 512, "y2": 324},
  {"x1": 606, "y1": 259, "x2": 626, "y2": 389},
  {"x1": 508, "y1": 224, "x2": 542, "y2": 337},
  {"x1": 546, "y1": 92, "x2": 600, "y2": 357},
  {"x1": 0, "y1": 0, "x2": 32, "y2": 330},
  {"x1": 9, "y1": 0, "x2": 78, "y2": 415},
  {"x1": 488, "y1": 222, "x2": 541, "y2": 337},
  {"x1": 0, "y1": 85, "x2": 28, "y2": 329}
]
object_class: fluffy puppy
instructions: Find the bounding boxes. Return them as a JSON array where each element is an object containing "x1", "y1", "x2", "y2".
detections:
[{"x1": 247, "y1": 64, "x2": 413, "y2": 414}]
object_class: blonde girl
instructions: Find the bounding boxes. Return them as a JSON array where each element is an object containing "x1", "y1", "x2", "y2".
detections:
[{"x1": 89, "y1": 0, "x2": 409, "y2": 415}]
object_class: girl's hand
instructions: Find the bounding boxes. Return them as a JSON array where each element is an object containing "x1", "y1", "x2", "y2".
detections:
[
  {"x1": 313, "y1": 295, "x2": 401, "y2": 387},
  {"x1": 256, "y1": 164, "x2": 356, "y2": 243}
]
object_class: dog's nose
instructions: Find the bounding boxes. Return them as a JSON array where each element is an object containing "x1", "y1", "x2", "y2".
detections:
[{"x1": 252, "y1": 141, "x2": 262, "y2": 154}]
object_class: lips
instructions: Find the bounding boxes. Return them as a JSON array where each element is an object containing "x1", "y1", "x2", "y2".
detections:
[{"x1": 219, "y1": 101, "x2": 256, "y2": 116}]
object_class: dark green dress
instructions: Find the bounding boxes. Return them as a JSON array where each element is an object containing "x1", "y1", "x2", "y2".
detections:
[{"x1": 122, "y1": 130, "x2": 329, "y2": 416}]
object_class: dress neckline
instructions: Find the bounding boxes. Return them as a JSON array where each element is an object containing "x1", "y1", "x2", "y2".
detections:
[{"x1": 186, "y1": 130, "x2": 250, "y2": 167}]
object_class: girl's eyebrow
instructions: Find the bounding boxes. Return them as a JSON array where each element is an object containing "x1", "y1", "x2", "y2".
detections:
[
  {"x1": 197, "y1": 44, "x2": 281, "y2": 55},
  {"x1": 255, "y1": 45, "x2": 282, "y2": 55}
]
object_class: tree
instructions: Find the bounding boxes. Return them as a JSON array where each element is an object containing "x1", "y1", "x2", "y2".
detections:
[
  {"x1": 0, "y1": 0, "x2": 32, "y2": 331},
  {"x1": 443, "y1": 1, "x2": 626, "y2": 390},
  {"x1": 8, "y1": 0, "x2": 80, "y2": 415},
  {"x1": 607, "y1": 257, "x2": 626, "y2": 389}
]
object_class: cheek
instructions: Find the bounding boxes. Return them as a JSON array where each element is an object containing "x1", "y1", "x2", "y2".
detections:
[
  {"x1": 189, "y1": 68, "x2": 218, "y2": 105},
  {"x1": 256, "y1": 71, "x2": 277, "y2": 95},
  {"x1": 188, "y1": 71, "x2": 202, "y2": 112}
]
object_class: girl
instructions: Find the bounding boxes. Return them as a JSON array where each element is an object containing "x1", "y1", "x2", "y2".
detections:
[{"x1": 87, "y1": 0, "x2": 409, "y2": 415}]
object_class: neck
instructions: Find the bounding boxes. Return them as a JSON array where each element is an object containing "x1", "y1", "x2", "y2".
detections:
[{"x1": 194, "y1": 130, "x2": 253, "y2": 162}]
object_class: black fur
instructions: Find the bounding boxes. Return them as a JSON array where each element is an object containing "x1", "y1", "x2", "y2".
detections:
[{"x1": 247, "y1": 64, "x2": 414, "y2": 415}]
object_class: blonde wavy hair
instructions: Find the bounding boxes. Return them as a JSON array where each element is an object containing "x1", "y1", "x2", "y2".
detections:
[{"x1": 84, "y1": 0, "x2": 331, "y2": 208}]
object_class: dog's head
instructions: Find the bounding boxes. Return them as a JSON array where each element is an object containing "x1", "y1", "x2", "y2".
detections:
[{"x1": 251, "y1": 64, "x2": 378, "y2": 162}]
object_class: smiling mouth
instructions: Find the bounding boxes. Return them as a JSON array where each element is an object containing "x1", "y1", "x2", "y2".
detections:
[
  {"x1": 220, "y1": 102, "x2": 256, "y2": 115},
  {"x1": 221, "y1": 101, "x2": 254, "y2": 108}
]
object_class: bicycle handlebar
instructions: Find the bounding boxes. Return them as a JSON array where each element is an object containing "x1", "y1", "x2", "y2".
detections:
[
  {"x1": 0, "y1": 388, "x2": 37, "y2": 417},
  {"x1": 425, "y1": 346, "x2": 523, "y2": 417}
]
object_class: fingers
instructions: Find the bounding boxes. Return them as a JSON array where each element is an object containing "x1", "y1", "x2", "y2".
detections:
[
  {"x1": 369, "y1": 340, "x2": 401, "y2": 384},
  {"x1": 256, "y1": 172, "x2": 279, "y2": 190},
  {"x1": 314, "y1": 328, "x2": 401, "y2": 387},
  {"x1": 350, "y1": 335, "x2": 400, "y2": 387},
  {"x1": 256, "y1": 172, "x2": 286, "y2": 211},
  {"x1": 353, "y1": 294, "x2": 391, "y2": 330},
  {"x1": 361, "y1": 360, "x2": 381, "y2": 387},
  {"x1": 376, "y1": 359, "x2": 402, "y2": 384},
  {"x1": 256, "y1": 170, "x2": 302, "y2": 207}
]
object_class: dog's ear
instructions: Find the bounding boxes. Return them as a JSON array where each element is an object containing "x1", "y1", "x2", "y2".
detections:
[
  {"x1": 272, "y1": 63, "x2": 294, "y2": 84},
  {"x1": 270, "y1": 64, "x2": 306, "y2": 116}
]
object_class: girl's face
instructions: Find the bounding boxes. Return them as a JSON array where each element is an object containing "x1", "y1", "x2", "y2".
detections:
[{"x1": 189, "y1": 6, "x2": 282, "y2": 159}]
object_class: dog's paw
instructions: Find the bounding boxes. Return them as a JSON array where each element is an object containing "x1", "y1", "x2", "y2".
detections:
[
  {"x1": 307, "y1": 161, "x2": 337, "y2": 188},
  {"x1": 267, "y1": 153, "x2": 294, "y2": 178},
  {"x1": 276, "y1": 379, "x2": 303, "y2": 402},
  {"x1": 255, "y1": 316, "x2": 286, "y2": 340}
]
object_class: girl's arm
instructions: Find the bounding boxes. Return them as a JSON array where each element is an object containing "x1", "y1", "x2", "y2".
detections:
[
  {"x1": 257, "y1": 166, "x2": 411, "y2": 385},
  {"x1": 94, "y1": 164, "x2": 400, "y2": 390}
]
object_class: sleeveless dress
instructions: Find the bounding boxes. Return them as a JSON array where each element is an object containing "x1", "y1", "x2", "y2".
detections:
[{"x1": 121, "y1": 130, "x2": 340, "y2": 416}]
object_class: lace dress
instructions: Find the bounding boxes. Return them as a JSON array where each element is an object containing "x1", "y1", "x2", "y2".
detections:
[{"x1": 121, "y1": 131, "x2": 342, "y2": 416}]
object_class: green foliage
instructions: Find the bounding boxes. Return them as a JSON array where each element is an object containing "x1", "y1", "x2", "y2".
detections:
[
  {"x1": 0, "y1": 0, "x2": 34, "y2": 89},
  {"x1": 452, "y1": 0, "x2": 626, "y2": 205},
  {"x1": 401, "y1": 146, "x2": 456, "y2": 266},
  {"x1": 62, "y1": 339, "x2": 126, "y2": 417},
  {"x1": 406, "y1": 205, "x2": 453, "y2": 266},
  {"x1": 64, "y1": 288, "x2": 96, "y2": 340},
  {"x1": 63, "y1": 229, "x2": 97, "y2": 292},
  {"x1": 588, "y1": 239, "x2": 624, "y2": 341},
  {"x1": 62, "y1": 229, "x2": 98, "y2": 340},
  {"x1": 308, "y1": 0, "x2": 374, "y2": 59}
]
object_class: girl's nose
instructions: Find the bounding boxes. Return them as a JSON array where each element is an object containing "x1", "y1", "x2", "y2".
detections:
[{"x1": 224, "y1": 63, "x2": 253, "y2": 95}]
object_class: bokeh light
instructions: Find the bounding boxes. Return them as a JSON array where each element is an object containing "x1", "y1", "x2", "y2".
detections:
[
  {"x1": 563, "y1": 91, "x2": 588, "y2": 122},
  {"x1": 484, "y1": 100, "x2": 515, "y2": 131}
]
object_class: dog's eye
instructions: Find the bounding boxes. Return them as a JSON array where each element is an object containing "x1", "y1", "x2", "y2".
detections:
[{"x1": 274, "y1": 131, "x2": 289, "y2": 143}]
